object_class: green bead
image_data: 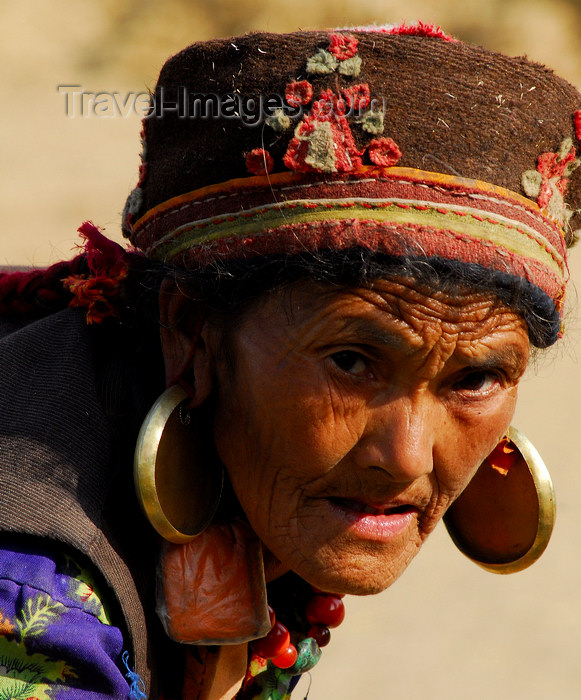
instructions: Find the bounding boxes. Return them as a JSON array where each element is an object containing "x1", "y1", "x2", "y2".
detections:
[{"x1": 286, "y1": 638, "x2": 322, "y2": 675}]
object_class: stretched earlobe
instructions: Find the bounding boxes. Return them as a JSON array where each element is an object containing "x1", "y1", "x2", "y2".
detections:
[
  {"x1": 134, "y1": 384, "x2": 224, "y2": 543},
  {"x1": 158, "y1": 520, "x2": 270, "y2": 645},
  {"x1": 158, "y1": 278, "x2": 212, "y2": 402},
  {"x1": 444, "y1": 426, "x2": 555, "y2": 574},
  {"x1": 134, "y1": 384, "x2": 271, "y2": 646}
]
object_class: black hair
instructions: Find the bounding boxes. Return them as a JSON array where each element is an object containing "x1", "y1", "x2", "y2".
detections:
[
  {"x1": 0, "y1": 247, "x2": 557, "y2": 348},
  {"x1": 167, "y1": 248, "x2": 557, "y2": 347}
]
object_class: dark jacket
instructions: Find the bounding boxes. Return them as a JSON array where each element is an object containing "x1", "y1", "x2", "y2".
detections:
[{"x1": 0, "y1": 308, "x2": 173, "y2": 695}]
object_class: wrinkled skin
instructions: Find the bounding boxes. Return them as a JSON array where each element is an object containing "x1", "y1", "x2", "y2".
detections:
[{"x1": 161, "y1": 277, "x2": 530, "y2": 596}]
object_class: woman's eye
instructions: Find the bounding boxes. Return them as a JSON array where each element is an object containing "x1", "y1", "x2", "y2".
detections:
[
  {"x1": 454, "y1": 370, "x2": 499, "y2": 393},
  {"x1": 330, "y1": 351, "x2": 369, "y2": 376}
]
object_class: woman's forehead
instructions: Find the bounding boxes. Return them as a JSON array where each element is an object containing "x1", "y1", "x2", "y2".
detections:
[
  {"x1": 260, "y1": 276, "x2": 508, "y2": 318},
  {"x1": 241, "y1": 277, "x2": 528, "y2": 344},
  {"x1": 224, "y1": 278, "x2": 530, "y2": 386}
]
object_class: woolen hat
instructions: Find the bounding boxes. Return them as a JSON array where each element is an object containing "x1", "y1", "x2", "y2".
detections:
[{"x1": 122, "y1": 23, "x2": 581, "y2": 346}]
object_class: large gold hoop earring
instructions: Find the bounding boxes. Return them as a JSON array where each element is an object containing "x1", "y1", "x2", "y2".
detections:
[
  {"x1": 134, "y1": 384, "x2": 223, "y2": 543},
  {"x1": 444, "y1": 426, "x2": 555, "y2": 574}
]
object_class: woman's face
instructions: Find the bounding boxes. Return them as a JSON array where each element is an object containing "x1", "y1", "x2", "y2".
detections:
[{"x1": 209, "y1": 278, "x2": 530, "y2": 595}]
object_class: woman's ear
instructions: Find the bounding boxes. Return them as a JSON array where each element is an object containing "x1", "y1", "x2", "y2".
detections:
[{"x1": 158, "y1": 278, "x2": 213, "y2": 407}]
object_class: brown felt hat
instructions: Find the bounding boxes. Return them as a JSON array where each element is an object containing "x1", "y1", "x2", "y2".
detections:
[{"x1": 122, "y1": 24, "x2": 581, "y2": 346}]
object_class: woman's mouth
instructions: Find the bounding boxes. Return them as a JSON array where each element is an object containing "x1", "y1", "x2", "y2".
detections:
[
  {"x1": 332, "y1": 498, "x2": 416, "y2": 516},
  {"x1": 327, "y1": 498, "x2": 419, "y2": 541}
]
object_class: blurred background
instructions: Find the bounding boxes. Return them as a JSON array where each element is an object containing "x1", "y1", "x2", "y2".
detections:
[{"x1": 2, "y1": 1, "x2": 581, "y2": 697}]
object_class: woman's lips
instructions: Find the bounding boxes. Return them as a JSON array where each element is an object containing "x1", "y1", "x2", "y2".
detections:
[
  {"x1": 333, "y1": 498, "x2": 416, "y2": 516},
  {"x1": 327, "y1": 498, "x2": 419, "y2": 540}
]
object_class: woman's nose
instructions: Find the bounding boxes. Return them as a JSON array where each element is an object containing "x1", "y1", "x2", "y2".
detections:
[{"x1": 353, "y1": 396, "x2": 436, "y2": 482}]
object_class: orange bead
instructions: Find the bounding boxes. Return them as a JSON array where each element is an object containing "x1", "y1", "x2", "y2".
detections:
[{"x1": 272, "y1": 643, "x2": 298, "y2": 669}]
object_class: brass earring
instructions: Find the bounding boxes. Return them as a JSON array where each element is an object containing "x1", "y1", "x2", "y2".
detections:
[
  {"x1": 135, "y1": 386, "x2": 270, "y2": 645},
  {"x1": 444, "y1": 426, "x2": 555, "y2": 574},
  {"x1": 134, "y1": 384, "x2": 223, "y2": 543}
]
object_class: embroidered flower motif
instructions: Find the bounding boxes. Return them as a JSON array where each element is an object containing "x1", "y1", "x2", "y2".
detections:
[
  {"x1": 281, "y1": 41, "x2": 401, "y2": 175},
  {"x1": 522, "y1": 137, "x2": 580, "y2": 225},
  {"x1": 341, "y1": 84, "x2": 371, "y2": 111},
  {"x1": 312, "y1": 89, "x2": 347, "y2": 117},
  {"x1": 245, "y1": 148, "x2": 275, "y2": 175},
  {"x1": 285, "y1": 80, "x2": 314, "y2": 107},
  {"x1": 283, "y1": 90, "x2": 363, "y2": 173},
  {"x1": 337, "y1": 54, "x2": 362, "y2": 77},
  {"x1": 306, "y1": 48, "x2": 338, "y2": 75},
  {"x1": 265, "y1": 108, "x2": 291, "y2": 132},
  {"x1": 343, "y1": 84, "x2": 385, "y2": 135},
  {"x1": 328, "y1": 33, "x2": 358, "y2": 60},
  {"x1": 359, "y1": 109, "x2": 384, "y2": 135},
  {"x1": 367, "y1": 137, "x2": 402, "y2": 167},
  {"x1": 306, "y1": 33, "x2": 361, "y2": 77}
]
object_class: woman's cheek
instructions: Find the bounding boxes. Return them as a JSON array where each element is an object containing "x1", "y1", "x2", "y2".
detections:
[{"x1": 435, "y1": 397, "x2": 518, "y2": 512}]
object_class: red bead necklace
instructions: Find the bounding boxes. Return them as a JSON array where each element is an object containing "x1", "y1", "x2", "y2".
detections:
[{"x1": 251, "y1": 591, "x2": 345, "y2": 669}]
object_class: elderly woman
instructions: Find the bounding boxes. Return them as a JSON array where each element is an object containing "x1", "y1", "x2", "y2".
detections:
[{"x1": 0, "y1": 23, "x2": 579, "y2": 700}]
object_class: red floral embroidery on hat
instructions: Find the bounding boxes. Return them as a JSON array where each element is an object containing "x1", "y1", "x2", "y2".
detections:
[
  {"x1": 367, "y1": 137, "x2": 402, "y2": 167},
  {"x1": 537, "y1": 150, "x2": 575, "y2": 206},
  {"x1": 312, "y1": 89, "x2": 347, "y2": 117},
  {"x1": 283, "y1": 41, "x2": 397, "y2": 174},
  {"x1": 522, "y1": 138, "x2": 580, "y2": 225},
  {"x1": 285, "y1": 80, "x2": 314, "y2": 107},
  {"x1": 245, "y1": 148, "x2": 274, "y2": 175},
  {"x1": 342, "y1": 84, "x2": 371, "y2": 110},
  {"x1": 283, "y1": 90, "x2": 363, "y2": 173},
  {"x1": 306, "y1": 34, "x2": 361, "y2": 76},
  {"x1": 328, "y1": 33, "x2": 358, "y2": 60}
]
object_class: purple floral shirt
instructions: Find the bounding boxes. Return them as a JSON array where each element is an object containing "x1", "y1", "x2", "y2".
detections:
[{"x1": 0, "y1": 541, "x2": 145, "y2": 699}]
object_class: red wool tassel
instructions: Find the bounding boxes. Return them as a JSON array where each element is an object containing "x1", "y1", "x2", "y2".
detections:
[
  {"x1": 63, "y1": 221, "x2": 130, "y2": 324},
  {"x1": 387, "y1": 21, "x2": 457, "y2": 42}
]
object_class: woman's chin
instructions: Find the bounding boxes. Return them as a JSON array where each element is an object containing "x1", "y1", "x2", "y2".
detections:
[
  {"x1": 288, "y1": 541, "x2": 423, "y2": 597},
  {"x1": 300, "y1": 567, "x2": 404, "y2": 597}
]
